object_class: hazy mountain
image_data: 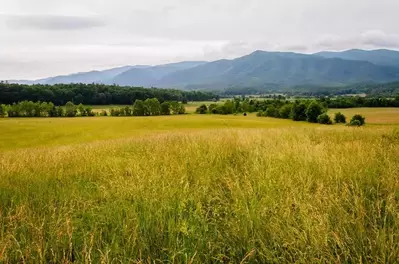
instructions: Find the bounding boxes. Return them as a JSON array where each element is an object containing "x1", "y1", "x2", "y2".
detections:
[
  {"x1": 154, "y1": 51, "x2": 399, "y2": 89},
  {"x1": 42, "y1": 65, "x2": 146, "y2": 85},
  {"x1": 7, "y1": 49, "x2": 399, "y2": 91},
  {"x1": 111, "y1": 61, "x2": 207, "y2": 86},
  {"x1": 316, "y1": 49, "x2": 399, "y2": 67},
  {"x1": 9, "y1": 65, "x2": 149, "y2": 85}
]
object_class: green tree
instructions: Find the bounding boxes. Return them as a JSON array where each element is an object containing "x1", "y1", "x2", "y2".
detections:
[
  {"x1": 86, "y1": 107, "x2": 95, "y2": 116},
  {"x1": 317, "y1": 113, "x2": 332, "y2": 124},
  {"x1": 0, "y1": 104, "x2": 6, "y2": 117},
  {"x1": 178, "y1": 103, "x2": 186, "y2": 114},
  {"x1": 124, "y1": 106, "x2": 132, "y2": 116},
  {"x1": 279, "y1": 104, "x2": 293, "y2": 119},
  {"x1": 291, "y1": 102, "x2": 307, "y2": 121},
  {"x1": 334, "y1": 112, "x2": 346, "y2": 123},
  {"x1": 265, "y1": 106, "x2": 277, "y2": 117},
  {"x1": 160, "y1": 102, "x2": 171, "y2": 115},
  {"x1": 133, "y1": 100, "x2": 145, "y2": 116},
  {"x1": 145, "y1": 98, "x2": 161, "y2": 116},
  {"x1": 306, "y1": 101, "x2": 323, "y2": 123},
  {"x1": 78, "y1": 103, "x2": 86, "y2": 116},
  {"x1": 170, "y1": 101, "x2": 181, "y2": 115},
  {"x1": 65, "y1": 101, "x2": 77, "y2": 117},
  {"x1": 223, "y1": 100, "x2": 235, "y2": 114},
  {"x1": 350, "y1": 115, "x2": 366, "y2": 126},
  {"x1": 56, "y1": 107, "x2": 64, "y2": 117}
]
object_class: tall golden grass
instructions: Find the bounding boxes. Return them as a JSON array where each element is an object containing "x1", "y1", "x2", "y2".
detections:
[{"x1": 0, "y1": 126, "x2": 398, "y2": 263}]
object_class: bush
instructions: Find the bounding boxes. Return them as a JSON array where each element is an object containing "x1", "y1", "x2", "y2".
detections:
[
  {"x1": 196, "y1": 104, "x2": 208, "y2": 114},
  {"x1": 100, "y1": 110, "x2": 108, "y2": 116},
  {"x1": 334, "y1": 112, "x2": 347, "y2": 123},
  {"x1": 256, "y1": 111, "x2": 263, "y2": 117},
  {"x1": 350, "y1": 115, "x2": 366, "y2": 126},
  {"x1": 317, "y1": 113, "x2": 333, "y2": 125},
  {"x1": 349, "y1": 120, "x2": 362, "y2": 127}
]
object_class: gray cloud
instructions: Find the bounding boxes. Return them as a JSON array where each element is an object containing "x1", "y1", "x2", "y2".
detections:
[
  {"x1": 5, "y1": 14, "x2": 106, "y2": 30},
  {"x1": 361, "y1": 30, "x2": 399, "y2": 48}
]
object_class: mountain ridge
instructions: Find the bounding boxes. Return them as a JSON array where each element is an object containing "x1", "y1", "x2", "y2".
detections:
[{"x1": 6, "y1": 49, "x2": 399, "y2": 91}]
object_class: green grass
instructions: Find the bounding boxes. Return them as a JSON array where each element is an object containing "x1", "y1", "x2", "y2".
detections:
[
  {"x1": 0, "y1": 115, "x2": 308, "y2": 150},
  {"x1": 0, "y1": 113, "x2": 398, "y2": 263}
]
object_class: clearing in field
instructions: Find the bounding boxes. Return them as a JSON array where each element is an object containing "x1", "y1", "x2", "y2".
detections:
[{"x1": 0, "y1": 113, "x2": 398, "y2": 263}]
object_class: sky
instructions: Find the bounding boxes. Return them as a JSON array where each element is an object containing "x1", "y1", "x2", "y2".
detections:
[{"x1": 1, "y1": 0, "x2": 399, "y2": 79}]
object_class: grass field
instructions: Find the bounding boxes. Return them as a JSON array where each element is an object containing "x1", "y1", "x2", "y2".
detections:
[
  {"x1": 328, "y1": 108, "x2": 399, "y2": 124},
  {"x1": 0, "y1": 110, "x2": 398, "y2": 263}
]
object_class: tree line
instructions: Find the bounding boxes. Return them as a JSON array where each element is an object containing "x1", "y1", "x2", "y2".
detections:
[
  {"x1": 0, "y1": 82, "x2": 218, "y2": 105},
  {"x1": 0, "y1": 99, "x2": 186, "y2": 118},
  {"x1": 321, "y1": 96, "x2": 399, "y2": 108},
  {"x1": 195, "y1": 98, "x2": 365, "y2": 126}
]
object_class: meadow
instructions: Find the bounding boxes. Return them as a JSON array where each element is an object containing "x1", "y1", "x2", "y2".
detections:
[{"x1": 0, "y1": 111, "x2": 398, "y2": 263}]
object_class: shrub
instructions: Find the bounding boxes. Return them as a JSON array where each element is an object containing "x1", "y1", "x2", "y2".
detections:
[
  {"x1": 100, "y1": 110, "x2": 108, "y2": 116},
  {"x1": 317, "y1": 113, "x2": 332, "y2": 125},
  {"x1": 349, "y1": 120, "x2": 362, "y2": 127},
  {"x1": 256, "y1": 111, "x2": 263, "y2": 117},
  {"x1": 350, "y1": 114, "x2": 366, "y2": 126},
  {"x1": 196, "y1": 104, "x2": 208, "y2": 114},
  {"x1": 334, "y1": 112, "x2": 346, "y2": 123}
]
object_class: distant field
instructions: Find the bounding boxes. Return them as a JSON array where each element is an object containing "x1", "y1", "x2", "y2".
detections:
[
  {"x1": 328, "y1": 107, "x2": 399, "y2": 124},
  {"x1": 0, "y1": 112, "x2": 398, "y2": 262},
  {"x1": 0, "y1": 114, "x2": 308, "y2": 150}
]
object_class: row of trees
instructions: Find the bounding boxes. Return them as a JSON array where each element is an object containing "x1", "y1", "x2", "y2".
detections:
[
  {"x1": 0, "y1": 101, "x2": 95, "y2": 117},
  {"x1": 257, "y1": 101, "x2": 366, "y2": 126},
  {"x1": 0, "y1": 82, "x2": 218, "y2": 105},
  {"x1": 0, "y1": 99, "x2": 186, "y2": 118},
  {"x1": 321, "y1": 96, "x2": 399, "y2": 108},
  {"x1": 194, "y1": 98, "x2": 366, "y2": 126},
  {"x1": 109, "y1": 99, "x2": 185, "y2": 116},
  {"x1": 256, "y1": 101, "x2": 335, "y2": 124}
]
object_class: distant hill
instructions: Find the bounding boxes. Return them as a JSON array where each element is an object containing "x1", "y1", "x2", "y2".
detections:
[
  {"x1": 7, "y1": 49, "x2": 399, "y2": 91},
  {"x1": 9, "y1": 65, "x2": 149, "y2": 85},
  {"x1": 154, "y1": 51, "x2": 399, "y2": 89},
  {"x1": 111, "y1": 61, "x2": 208, "y2": 86},
  {"x1": 316, "y1": 49, "x2": 399, "y2": 67}
]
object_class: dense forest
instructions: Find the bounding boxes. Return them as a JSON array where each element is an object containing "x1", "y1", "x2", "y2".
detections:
[
  {"x1": 220, "y1": 82, "x2": 399, "y2": 97},
  {"x1": 0, "y1": 82, "x2": 218, "y2": 105}
]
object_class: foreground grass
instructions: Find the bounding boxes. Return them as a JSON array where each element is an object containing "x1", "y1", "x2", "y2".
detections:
[{"x1": 0, "y1": 125, "x2": 398, "y2": 263}]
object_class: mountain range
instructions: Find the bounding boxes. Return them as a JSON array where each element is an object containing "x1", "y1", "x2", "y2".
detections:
[{"x1": 8, "y1": 49, "x2": 399, "y2": 91}]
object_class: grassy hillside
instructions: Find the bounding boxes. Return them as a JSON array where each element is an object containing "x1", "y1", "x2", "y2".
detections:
[{"x1": 0, "y1": 114, "x2": 398, "y2": 263}]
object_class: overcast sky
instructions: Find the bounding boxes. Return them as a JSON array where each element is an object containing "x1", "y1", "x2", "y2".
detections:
[{"x1": 1, "y1": 0, "x2": 399, "y2": 79}]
